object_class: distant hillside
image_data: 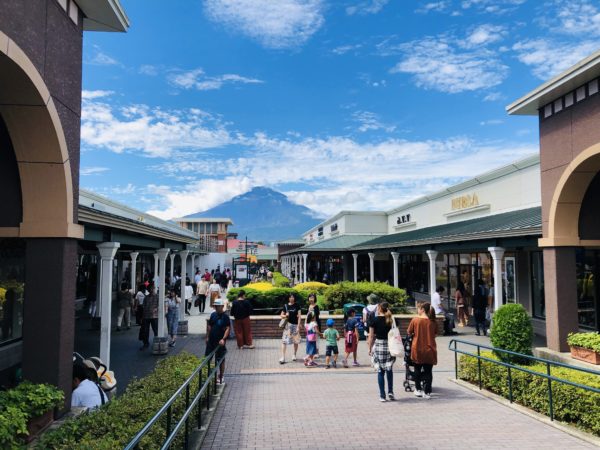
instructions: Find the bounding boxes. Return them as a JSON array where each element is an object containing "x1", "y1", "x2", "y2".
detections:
[{"x1": 183, "y1": 187, "x2": 323, "y2": 242}]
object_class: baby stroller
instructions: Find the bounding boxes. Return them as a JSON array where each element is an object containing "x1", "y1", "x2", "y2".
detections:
[
  {"x1": 73, "y1": 352, "x2": 118, "y2": 400},
  {"x1": 402, "y1": 334, "x2": 416, "y2": 392}
]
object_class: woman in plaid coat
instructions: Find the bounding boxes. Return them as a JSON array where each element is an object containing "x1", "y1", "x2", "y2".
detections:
[{"x1": 367, "y1": 302, "x2": 396, "y2": 402}]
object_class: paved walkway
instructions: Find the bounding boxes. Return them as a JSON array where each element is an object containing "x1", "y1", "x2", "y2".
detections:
[{"x1": 201, "y1": 332, "x2": 597, "y2": 450}]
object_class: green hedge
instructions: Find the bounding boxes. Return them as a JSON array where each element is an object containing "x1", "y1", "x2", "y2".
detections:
[
  {"x1": 322, "y1": 281, "x2": 408, "y2": 311},
  {"x1": 567, "y1": 332, "x2": 600, "y2": 352},
  {"x1": 272, "y1": 272, "x2": 290, "y2": 288},
  {"x1": 459, "y1": 352, "x2": 600, "y2": 436},
  {"x1": 36, "y1": 352, "x2": 203, "y2": 449},
  {"x1": 227, "y1": 287, "x2": 309, "y2": 313}
]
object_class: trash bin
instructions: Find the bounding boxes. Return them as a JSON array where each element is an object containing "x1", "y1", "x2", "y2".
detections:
[{"x1": 343, "y1": 302, "x2": 367, "y2": 340}]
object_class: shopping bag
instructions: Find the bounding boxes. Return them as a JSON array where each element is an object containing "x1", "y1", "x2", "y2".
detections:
[{"x1": 388, "y1": 319, "x2": 403, "y2": 357}]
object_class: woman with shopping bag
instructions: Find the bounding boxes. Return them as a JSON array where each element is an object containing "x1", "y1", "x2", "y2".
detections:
[
  {"x1": 367, "y1": 302, "x2": 396, "y2": 402},
  {"x1": 407, "y1": 302, "x2": 438, "y2": 399}
]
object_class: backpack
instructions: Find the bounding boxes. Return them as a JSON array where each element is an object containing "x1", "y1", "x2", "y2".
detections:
[{"x1": 345, "y1": 328, "x2": 354, "y2": 345}]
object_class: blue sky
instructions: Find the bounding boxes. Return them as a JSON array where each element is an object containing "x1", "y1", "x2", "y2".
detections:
[{"x1": 80, "y1": 0, "x2": 600, "y2": 220}]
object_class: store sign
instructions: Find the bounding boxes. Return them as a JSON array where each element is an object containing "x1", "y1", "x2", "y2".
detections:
[
  {"x1": 396, "y1": 214, "x2": 411, "y2": 225},
  {"x1": 451, "y1": 193, "x2": 479, "y2": 211}
]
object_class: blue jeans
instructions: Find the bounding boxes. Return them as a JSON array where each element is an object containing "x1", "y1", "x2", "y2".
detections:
[{"x1": 377, "y1": 369, "x2": 393, "y2": 398}]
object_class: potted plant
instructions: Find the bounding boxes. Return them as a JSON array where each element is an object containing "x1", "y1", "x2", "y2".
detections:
[
  {"x1": 0, "y1": 381, "x2": 64, "y2": 445},
  {"x1": 567, "y1": 332, "x2": 600, "y2": 364}
]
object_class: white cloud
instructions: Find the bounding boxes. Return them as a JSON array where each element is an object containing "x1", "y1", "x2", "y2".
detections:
[
  {"x1": 139, "y1": 65, "x2": 159, "y2": 76},
  {"x1": 86, "y1": 48, "x2": 119, "y2": 66},
  {"x1": 512, "y1": 38, "x2": 600, "y2": 79},
  {"x1": 81, "y1": 94, "x2": 234, "y2": 158},
  {"x1": 168, "y1": 68, "x2": 263, "y2": 91},
  {"x1": 463, "y1": 24, "x2": 506, "y2": 47},
  {"x1": 479, "y1": 119, "x2": 504, "y2": 126},
  {"x1": 389, "y1": 36, "x2": 509, "y2": 93},
  {"x1": 346, "y1": 0, "x2": 389, "y2": 15},
  {"x1": 82, "y1": 90, "x2": 114, "y2": 100},
  {"x1": 203, "y1": 0, "x2": 325, "y2": 49},
  {"x1": 542, "y1": 0, "x2": 600, "y2": 37},
  {"x1": 483, "y1": 92, "x2": 504, "y2": 101},
  {"x1": 461, "y1": 0, "x2": 526, "y2": 14},
  {"x1": 147, "y1": 132, "x2": 537, "y2": 219},
  {"x1": 416, "y1": 1, "x2": 451, "y2": 14},
  {"x1": 81, "y1": 166, "x2": 110, "y2": 176},
  {"x1": 351, "y1": 111, "x2": 395, "y2": 133},
  {"x1": 332, "y1": 44, "x2": 362, "y2": 55}
]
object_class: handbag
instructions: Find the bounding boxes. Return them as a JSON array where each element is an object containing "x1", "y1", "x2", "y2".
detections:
[
  {"x1": 278, "y1": 317, "x2": 288, "y2": 329},
  {"x1": 387, "y1": 319, "x2": 403, "y2": 357}
]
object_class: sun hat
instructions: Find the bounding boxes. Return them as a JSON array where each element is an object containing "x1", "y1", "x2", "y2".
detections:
[
  {"x1": 326, "y1": 318, "x2": 335, "y2": 327},
  {"x1": 366, "y1": 293, "x2": 380, "y2": 304},
  {"x1": 213, "y1": 299, "x2": 225, "y2": 306}
]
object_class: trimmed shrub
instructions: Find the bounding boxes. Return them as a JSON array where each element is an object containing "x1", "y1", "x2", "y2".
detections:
[
  {"x1": 272, "y1": 272, "x2": 290, "y2": 288},
  {"x1": 490, "y1": 304, "x2": 533, "y2": 364},
  {"x1": 246, "y1": 282, "x2": 274, "y2": 291},
  {"x1": 227, "y1": 287, "x2": 309, "y2": 313},
  {"x1": 36, "y1": 352, "x2": 203, "y2": 449},
  {"x1": 294, "y1": 281, "x2": 330, "y2": 295},
  {"x1": 459, "y1": 352, "x2": 600, "y2": 436},
  {"x1": 322, "y1": 282, "x2": 408, "y2": 311}
]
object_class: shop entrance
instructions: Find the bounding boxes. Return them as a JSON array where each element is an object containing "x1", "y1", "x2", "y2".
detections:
[{"x1": 576, "y1": 249, "x2": 600, "y2": 331}]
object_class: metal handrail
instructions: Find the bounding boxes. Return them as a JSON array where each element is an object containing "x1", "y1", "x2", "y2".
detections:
[
  {"x1": 448, "y1": 339, "x2": 600, "y2": 421},
  {"x1": 124, "y1": 348, "x2": 226, "y2": 450}
]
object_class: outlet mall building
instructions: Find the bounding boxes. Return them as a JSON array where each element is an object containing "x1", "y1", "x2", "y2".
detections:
[{"x1": 283, "y1": 49, "x2": 600, "y2": 353}]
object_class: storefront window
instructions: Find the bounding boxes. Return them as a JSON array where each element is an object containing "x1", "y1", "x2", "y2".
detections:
[
  {"x1": 503, "y1": 252, "x2": 517, "y2": 303},
  {"x1": 531, "y1": 252, "x2": 545, "y2": 318},
  {"x1": 576, "y1": 249, "x2": 597, "y2": 330},
  {"x1": 0, "y1": 239, "x2": 25, "y2": 346}
]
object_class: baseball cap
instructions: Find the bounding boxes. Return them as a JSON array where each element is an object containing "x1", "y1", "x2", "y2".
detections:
[
  {"x1": 326, "y1": 318, "x2": 335, "y2": 327},
  {"x1": 213, "y1": 299, "x2": 225, "y2": 306}
]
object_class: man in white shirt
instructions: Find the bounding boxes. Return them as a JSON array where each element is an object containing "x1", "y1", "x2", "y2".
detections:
[
  {"x1": 194, "y1": 269, "x2": 202, "y2": 285},
  {"x1": 184, "y1": 278, "x2": 194, "y2": 315},
  {"x1": 431, "y1": 286, "x2": 456, "y2": 335},
  {"x1": 71, "y1": 364, "x2": 107, "y2": 409}
]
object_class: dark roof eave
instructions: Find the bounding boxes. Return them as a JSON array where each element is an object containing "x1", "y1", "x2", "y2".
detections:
[{"x1": 350, "y1": 228, "x2": 542, "y2": 251}]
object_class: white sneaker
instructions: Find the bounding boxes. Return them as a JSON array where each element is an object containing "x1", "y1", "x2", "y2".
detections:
[
  {"x1": 414, "y1": 390, "x2": 423, "y2": 398},
  {"x1": 292, "y1": 355, "x2": 297, "y2": 362},
  {"x1": 379, "y1": 397, "x2": 387, "y2": 402},
  {"x1": 279, "y1": 358, "x2": 285, "y2": 365},
  {"x1": 424, "y1": 394, "x2": 431, "y2": 400}
]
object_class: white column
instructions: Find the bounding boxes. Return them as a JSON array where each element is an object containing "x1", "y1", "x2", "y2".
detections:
[
  {"x1": 302, "y1": 253, "x2": 308, "y2": 283},
  {"x1": 97, "y1": 242, "x2": 120, "y2": 369},
  {"x1": 352, "y1": 253, "x2": 358, "y2": 282},
  {"x1": 426, "y1": 250, "x2": 438, "y2": 298},
  {"x1": 169, "y1": 253, "x2": 176, "y2": 286},
  {"x1": 153, "y1": 253, "x2": 159, "y2": 288},
  {"x1": 368, "y1": 252, "x2": 375, "y2": 282},
  {"x1": 391, "y1": 252, "x2": 399, "y2": 288},
  {"x1": 180, "y1": 250, "x2": 189, "y2": 316},
  {"x1": 129, "y1": 252, "x2": 139, "y2": 290},
  {"x1": 488, "y1": 247, "x2": 505, "y2": 312},
  {"x1": 156, "y1": 248, "x2": 170, "y2": 338}
]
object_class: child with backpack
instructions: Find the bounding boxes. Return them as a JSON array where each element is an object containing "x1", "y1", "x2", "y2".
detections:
[
  {"x1": 304, "y1": 312, "x2": 319, "y2": 367},
  {"x1": 343, "y1": 309, "x2": 360, "y2": 368},
  {"x1": 322, "y1": 318, "x2": 340, "y2": 369}
]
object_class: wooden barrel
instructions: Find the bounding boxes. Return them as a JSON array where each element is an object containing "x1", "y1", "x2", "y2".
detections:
[{"x1": 151, "y1": 336, "x2": 169, "y2": 355}]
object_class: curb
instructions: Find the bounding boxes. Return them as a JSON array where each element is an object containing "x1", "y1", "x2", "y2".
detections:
[
  {"x1": 189, "y1": 383, "x2": 226, "y2": 450},
  {"x1": 450, "y1": 377, "x2": 600, "y2": 448}
]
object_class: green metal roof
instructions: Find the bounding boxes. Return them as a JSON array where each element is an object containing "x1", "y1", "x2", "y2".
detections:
[
  {"x1": 352, "y1": 207, "x2": 542, "y2": 250},
  {"x1": 287, "y1": 234, "x2": 384, "y2": 253}
]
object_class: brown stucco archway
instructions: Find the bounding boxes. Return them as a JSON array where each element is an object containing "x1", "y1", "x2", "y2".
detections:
[
  {"x1": 0, "y1": 31, "x2": 83, "y2": 239},
  {"x1": 541, "y1": 142, "x2": 600, "y2": 248}
]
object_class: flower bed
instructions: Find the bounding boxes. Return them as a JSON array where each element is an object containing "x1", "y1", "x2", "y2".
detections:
[
  {"x1": 294, "y1": 281, "x2": 329, "y2": 294},
  {"x1": 0, "y1": 381, "x2": 64, "y2": 448},
  {"x1": 322, "y1": 281, "x2": 408, "y2": 310},
  {"x1": 36, "y1": 352, "x2": 203, "y2": 449},
  {"x1": 567, "y1": 332, "x2": 600, "y2": 365},
  {"x1": 227, "y1": 287, "x2": 310, "y2": 314},
  {"x1": 459, "y1": 351, "x2": 600, "y2": 436}
]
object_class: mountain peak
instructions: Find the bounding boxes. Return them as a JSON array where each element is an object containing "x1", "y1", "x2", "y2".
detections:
[{"x1": 183, "y1": 187, "x2": 321, "y2": 241}]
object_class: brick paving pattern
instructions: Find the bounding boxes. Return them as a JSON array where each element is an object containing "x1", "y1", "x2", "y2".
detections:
[{"x1": 201, "y1": 328, "x2": 596, "y2": 450}]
